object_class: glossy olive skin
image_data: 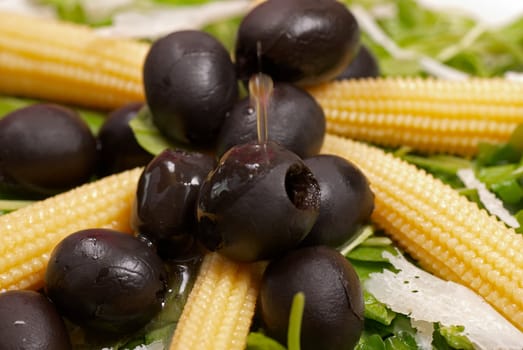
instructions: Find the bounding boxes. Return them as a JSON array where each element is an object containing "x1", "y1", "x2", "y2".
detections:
[
  {"x1": 0, "y1": 104, "x2": 97, "y2": 196},
  {"x1": 259, "y1": 246, "x2": 364, "y2": 350},
  {"x1": 301, "y1": 155, "x2": 374, "y2": 247},
  {"x1": 0, "y1": 290, "x2": 72, "y2": 350},
  {"x1": 197, "y1": 141, "x2": 320, "y2": 262},
  {"x1": 235, "y1": 0, "x2": 360, "y2": 86},
  {"x1": 336, "y1": 44, "x2": 380, "y2": 80},
  {"x1": 131, "y1": 149, "x2": 215, "y2": 251},
  {"x1": 45, "y1": 229, "x2": 168, "y2": 334},
  {"x1": 216, "y1": 83, "x2": 325, "y2": 158},
  {"x1": 143, "y1": 30, "x2": 239, "y2": 147},
  {"x1": 97, "y1": 102, "x2": 153, "y2": 176}
]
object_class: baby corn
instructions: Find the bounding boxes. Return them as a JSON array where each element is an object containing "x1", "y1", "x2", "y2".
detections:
[
  {"x1": 170, "y1": 253, "x2": 263, "y2": 350},
  {"x1": 310, "y1": 78, "x2": 523, "y2": 156},
  {"x1": 0, "y1": 11, "x2": 147, "y2": 110},
  {"x1": 0, "y1": 168, "x2": 142, "y2": 292},
  {"x1": 321, "y1": 134, "x2": 523, "y2": 331}
]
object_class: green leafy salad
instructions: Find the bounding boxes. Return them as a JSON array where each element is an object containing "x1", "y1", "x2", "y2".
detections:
[{"x1": 1, "y1": 0, "x2": 523, "y2": 349}]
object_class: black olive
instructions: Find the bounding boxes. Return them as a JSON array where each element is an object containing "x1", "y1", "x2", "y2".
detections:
[
  {"x1": 97, "y1": 102, "x2": 153, "y2": 176},
  {"x1": 259, "y1": 246, "x2": 364, "y2": 350},
  {"x1": 0, "y1": 103, "x2": 97, "y2": 196},
  {"x1": 131, "y1": 149, "x2": 215, "y2": 254},
  {"x1": 235, "y1": 0, "x2": 360, "y2": 86},
  {"x1": 143, "y1": 30, "x2": 239, "y2": 147},
  {"x1": 336, "y1": 44, "x2": 380, "y2": 80},
  {"x1": 45, "y1": 228, "x2": 168, "y2": 334},
  {"x1": 301, "y1": 155, "x2": 374, "y2": 247},
  {"x1": 197, "y1": 141, "x2": 321, "y2": 262},
  {"x1": 0, "y1": 290, "x2": 71, "y2": 350},
  {"x1": 216, "y1": 83, "x2": 325, "y2": 158}
]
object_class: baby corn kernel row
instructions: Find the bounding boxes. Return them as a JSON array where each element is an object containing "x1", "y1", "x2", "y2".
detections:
[
  {"x1": 0, "y1": 168, "x2": 142, "y2": 292},
  {"x1": 0, "y1": 11, "x2": 147, "y2": 110},
  {"x1": 309, "y1": 78, "x2": 523, "y2": 156},
  {"x1": 169, "y1": 253, "x2": 264, "y2": 350},
  {"x1": 321, "y1": 134, "x2": 523, "y2": 332}
]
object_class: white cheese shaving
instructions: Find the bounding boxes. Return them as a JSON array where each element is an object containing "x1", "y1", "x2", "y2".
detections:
[
  {"x1": 505, "y1": 71, "x2": 523, "y2": 82},
  {"x1": 80, "y1": 0, "x2": 135, "y2": 23},
  {"x1": 456, "y1": 168, "x2": 520, "y2": 228},
  {"x1": 95, "y1": 0, "x2": 250, "y2": 39},
  {"x1": 365, "y1": 251, "x2": 523, "y2": 350},
  {"x1": 410, "y1": 319, "x2": 434, "y2": 350},
  {"x1": 132, "y1": 341, "x2": 165, "y2": 350},
  {"x1": 0, "y1": 0, "x2": 55, "y2": 18},
  {"x1": 101, "y1": 340, "x2": 165, "y2": 350}
]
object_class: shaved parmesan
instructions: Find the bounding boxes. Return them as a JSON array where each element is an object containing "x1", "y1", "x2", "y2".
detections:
[
  {"x1": 95, "y1": 0, "x2": 250, "y2": 39},
  {"x1": 101, "y1": 340, "x2": 165, "y2": 350},
  {"x1": 365, "y1": 251, "x2": 523, "y2": 350},
  {"x1": 0, "y1": 0, "x2": 55, "y2": 18},
  {"x1": 457, "y1": 168, "x2": 519, "y2": 228},
  {"x1": 410, "y1": 319, "x2": 434, "y2": 350}
]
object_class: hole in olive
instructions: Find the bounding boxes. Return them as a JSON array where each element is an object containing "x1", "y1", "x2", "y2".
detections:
[{"x1": 284, "y1": 164, "x2": 320, "y2": 210}]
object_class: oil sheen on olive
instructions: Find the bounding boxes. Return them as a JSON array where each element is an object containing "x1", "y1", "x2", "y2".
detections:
[
  {"x1": 45, "y1": 229, "x2": 168, "y2": 334},
  {"x1": 336, "y1": 44, "x2": 380, "y2": 80},
  {"x1": 301, "y1": 155, "x2": 374, "y2": 247},
  {"x1": 97, "y1": 102, "x2": 153, "y2": 176},
  {"x1": 216, "y1": 83, "x2": 325, "y2": 158},
  {"x1": 259, "y1": 246, "x2": 364, "y2": 350},
  {"x1": 131, "y1": 149, "x2": 215, "y2": 252},
  {"x1": 143, "y1": 30, "x2": 239, "y2": 147},
  {"x1": 0, "y1": 290, "x2": 72, "y2": 350},
  {"x1": 197, "y1": 141, "x2": 321, "y2": 262},
  {"x1": 0, "y1": 103, "x2": 97, "y2": 196},
  {"x1": 235, "y1": 0, "x2": 360, "y2": 86}
]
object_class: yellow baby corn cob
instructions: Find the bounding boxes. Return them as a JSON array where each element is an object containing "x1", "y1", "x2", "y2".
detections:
[
  {"x1": 0, "y1": 11, "x2": 147, "y2": 110},
  {"x1": 0, "y1": 168, "x2": 142, "y2": 292},
  {"x1": 321, "y1": 134, "x2": 523, "y2": 331},
  {"x1": 170, "y1": 252, "x2": 264, "y2": 350},
  {"x1": 309, "y1": 78, "x2": 523, "y2": 156}
]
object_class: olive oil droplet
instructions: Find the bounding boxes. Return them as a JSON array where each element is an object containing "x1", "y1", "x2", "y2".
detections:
[{"x1": 249, "y1": 73, "x2": 273, "y2": 144}]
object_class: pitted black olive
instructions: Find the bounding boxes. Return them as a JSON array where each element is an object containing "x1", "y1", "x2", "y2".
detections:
[
  {"x1": 216, "y1": 83, "x2": 325, "y2": 158},
  {"x1": 143, "y1": 30, "x2": 239, "y2": 147},
  {"x1": 131, "y1": 149, "x2": 215, "y2": 255},
  {"x1": 0, "y1": 290, "x2": 71, "y2": 350},
  {"x1": 97, "y1": 102, "x2": 153, "y2": 176},
  {"x1": 259, "y1": 246, "x2": 364, "y2": 350},
  {"x1": 45, "y1": 228, "x2": 168, "y2": 334},
  {"x1": 0, "y1": 103, "x2": 97, "y2": 196},
  {"x1": 235, "y1": 0, "x2": 360, "y2": 86},
  {"x1": 336, "y1": 44, "x2": 380, "y2": 80},
  {"x1": 301, "y1": 154, "x2": 374, "y2": 247},
  {"x1": 197, "y1": 141, "x2": 320, "y2": 262}
]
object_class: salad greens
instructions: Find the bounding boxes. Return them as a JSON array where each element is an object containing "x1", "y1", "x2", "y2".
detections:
[
  {"x1": 37, "y1": 0, "x2": 215, "y2": 26},
  {"x1": 2, "y1": 0, "x2": 523, "y2": 349},
  {"x1": 287, "y1": 293, "x2": 305, "y2": 350},
  {"x1": 342, "y1": 0, "x2": 523, "y2": 77},
  {"x1": 246, "y1": 333, "x2": 287, "y2": 350}
]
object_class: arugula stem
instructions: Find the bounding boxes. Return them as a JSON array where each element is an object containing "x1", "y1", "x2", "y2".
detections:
[
  {"x1": 339, "y1": 225, "x2": 375, "y2": 257},
  {"x1": 287, "y1": 292, "x2": 305, "y2": 350}
]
